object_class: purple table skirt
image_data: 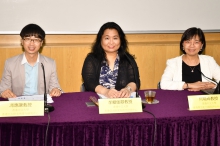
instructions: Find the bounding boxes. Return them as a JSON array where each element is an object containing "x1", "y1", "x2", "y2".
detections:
[{"x1": 0, "y1": 90, "x2": 220, "y2": 146}]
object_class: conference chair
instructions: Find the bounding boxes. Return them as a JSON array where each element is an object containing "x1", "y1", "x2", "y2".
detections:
[
  {"x1": 157, "y1": 82, "x2": 161, "y2": 89},
  {"x1": 80, "y1": 83, "x2": 85, "y2": 92}
]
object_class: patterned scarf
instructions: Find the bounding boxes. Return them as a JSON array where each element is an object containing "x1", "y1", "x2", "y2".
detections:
[{"x1": 99, "y1": 55, "x2": 120, "y2": 89}]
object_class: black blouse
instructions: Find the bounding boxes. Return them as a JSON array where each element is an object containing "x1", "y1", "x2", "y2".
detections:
[
  {"x1": 82, "y1": 53, "x2": 140, "y2": 92},
  {"x1": 182, "y1": 61, "x2": 202, "y2": 83}
]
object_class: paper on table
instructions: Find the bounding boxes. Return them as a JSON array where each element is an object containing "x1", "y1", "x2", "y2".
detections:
[
  {"x1": 97, "y1": 92, "x2": 138, "y2": 99},
  {"x1": 8, "y1": 94, "x2": 54, "y2": 103}
]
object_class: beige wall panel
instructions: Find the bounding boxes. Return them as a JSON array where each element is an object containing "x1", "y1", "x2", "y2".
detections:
[
  {"x1": 0, "y1": 35, "x2": 20, "y2": 46},
  {"x1": 129, "y1": 44, "x2": 180, "y2": 89},
  {"x1": 40, "y1": 46, "x2": 52, "y2": 57},
  {"x1": 6, "y1": 47, "x2": 23, "y2": 58},
  {"x1": 0, "y1": 48, "x2": 6, "y2": 71},
  {"x1": 49, "y1": 46, "x2": 91, "y2": 92},
  {"x1": 205, "y1": 44, "x2": 220, "y2": 65},
  {"x1": 0, "y1": 33, "x2": 219, "y2": 92},
  {"x1": 154, "y1": 45, "x2": 180, "y2": 88},
  {"x1": 130, "y1": 45, "x2": 155, "y2": 89}
]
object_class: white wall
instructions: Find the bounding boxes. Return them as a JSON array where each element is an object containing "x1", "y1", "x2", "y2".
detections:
[{"x1": 0, "y1": 0, "x2": 220, "y2": 34}]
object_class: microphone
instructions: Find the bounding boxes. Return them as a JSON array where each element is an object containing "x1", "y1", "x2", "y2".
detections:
[
  {"x1": 197, "y1": 68, "x2": 220, "y2": 94},
  {"x1": 41, "y1": 63, "x2": 54, "y2": 112},
  {"x1": 124, "y1": 53, "x2": 140, "y2": 98}
]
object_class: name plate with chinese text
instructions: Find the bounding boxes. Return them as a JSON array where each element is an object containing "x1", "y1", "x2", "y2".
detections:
[
  {"x1": 187, "y1": 94, "x2": 220, "y2": 110},
  {"x1": 98, "y1": 98, "x2": 142, "y2": 114},
  {"x1": 0, "y1": 101, "x2": 44, "y2": 117}
]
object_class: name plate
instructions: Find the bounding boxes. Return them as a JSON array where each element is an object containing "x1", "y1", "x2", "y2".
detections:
[
  {"x1": 98, "y1": 98, "x2": 142, "y2": 114},
  {"x1": 188, "y1": 94, "x2": 220, "y2": 110},
  {"x1": 0, "y1": 101, "x2": 44, "y2": 117}
]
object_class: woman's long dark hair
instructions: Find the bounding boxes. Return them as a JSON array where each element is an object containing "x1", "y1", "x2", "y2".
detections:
[{"x1": 90, "y1": 22, "x2": 130, "y2": 62}]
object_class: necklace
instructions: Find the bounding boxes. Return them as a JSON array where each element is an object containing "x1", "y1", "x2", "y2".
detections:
[{"x1": 189, "y1": 66, "x2": 196, "y2": 72}]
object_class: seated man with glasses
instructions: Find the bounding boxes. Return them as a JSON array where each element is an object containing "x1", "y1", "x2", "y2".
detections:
[{"x1": 0, "y1": 23, "x2": 62, "y2": 98}]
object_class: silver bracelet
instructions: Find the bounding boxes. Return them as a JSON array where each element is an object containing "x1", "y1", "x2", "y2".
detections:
[
  {"x1": 126, "y1": 86, "x2": 132, "y2": 92},
  {"x1": 56, "y1": 87, "x2": 63, "y2": 93}
]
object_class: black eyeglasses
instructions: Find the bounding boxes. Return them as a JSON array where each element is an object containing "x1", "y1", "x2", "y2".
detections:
[{"x1": 23, "y1": 37, "x2": 42, "y2": 44}]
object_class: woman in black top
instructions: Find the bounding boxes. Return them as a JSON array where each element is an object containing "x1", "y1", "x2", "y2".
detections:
[
  {"x1": 161, "y1": 27, "x2": 220, "y2": 91},
  {"x1": 82, "y1": 22, "x2": 140, "y2": 98}
]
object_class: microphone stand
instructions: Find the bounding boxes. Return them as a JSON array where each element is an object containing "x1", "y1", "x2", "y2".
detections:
[
  {"x1": 41, "y1": 63, "x2": 54, "y2": 112},
  {"x1": 124, "y1": 54, "x2": 155, "y2": 144}
]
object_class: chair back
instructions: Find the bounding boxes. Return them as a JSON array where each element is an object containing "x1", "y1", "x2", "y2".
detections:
[
  {"x1": 157, "y1": 82, "x2": 161, "y2": 89},
  {"x1": 80, "y1": 83, "x2": 85, "y2": 92}
]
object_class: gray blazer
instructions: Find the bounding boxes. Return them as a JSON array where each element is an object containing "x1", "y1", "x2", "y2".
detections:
[{"x1": 0, "y1": 54, "x2": 61, "y2": 96}]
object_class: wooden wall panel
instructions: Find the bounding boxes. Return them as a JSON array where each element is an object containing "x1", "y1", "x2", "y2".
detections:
[
  {"x1": 129, "y1": 44, "x2": 180, "y2": 89},
  {"x1": 0, "y1": 33, "x2": 219, "y2": 92},
  {"x1": 49, "y1": 46, "x2": 91, "y2": 92}
]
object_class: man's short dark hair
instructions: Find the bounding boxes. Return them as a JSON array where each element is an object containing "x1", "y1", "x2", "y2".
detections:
[{"x1": 20, "y1": 24, "x2": 45, "y2": 40}]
